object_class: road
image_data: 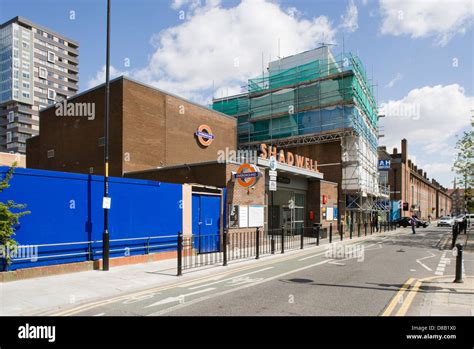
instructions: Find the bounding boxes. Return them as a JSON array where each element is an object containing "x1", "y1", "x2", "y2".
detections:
[{"x1": 54, "y1": 226, "x2": 473, "y2": 316}]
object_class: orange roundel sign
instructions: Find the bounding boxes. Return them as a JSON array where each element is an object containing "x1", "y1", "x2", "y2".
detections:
[
  {"x1": 235, "y1": 163, "x2": 260, "y2": 188},
  {"x1": 195, "y1": 124, "x2": 215, "y2": 147}
]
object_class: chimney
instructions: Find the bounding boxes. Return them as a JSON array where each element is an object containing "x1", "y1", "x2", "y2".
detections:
[
  {"x1": 393, "y1": 147, "x2": 398, "y2": 155},
  {"x1": 418, "y1": 169, "x2": 423, "y2": 176},
  {"x1": 401, "y1": 139, "x2": 408, "y2": 163},
  {"x1": 424, "y1": 171, "x2": 427, "y2": 179}
]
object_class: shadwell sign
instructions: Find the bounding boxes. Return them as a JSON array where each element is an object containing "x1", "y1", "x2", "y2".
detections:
[{"x1": 260, "y1": 144, "x2": 319, "y2": 173}]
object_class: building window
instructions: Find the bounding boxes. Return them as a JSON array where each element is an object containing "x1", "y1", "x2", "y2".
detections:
[
  {"x1": 39, "y1": 67, "x2": 47, "y2": 79},
  {"x1": 22, "y1": 91, "x2": 30, "y2": 99},
  {"x1": 6, "y1": 132, "x2": 12, "y2": 143},
  {"x1": 47, "y1": 149, "x2": 55, "y2": 158},
  {"x1": 8, "y1": 111, "x2": 14, "y2": 123},
  {"x1": 47, "y1": 88, "x2": 56, "y2": 100},
  {"x1": 47, "y1": 51, "x2": 55, "y2": 63},
  {"x1": 39, "y1": 104, "x2": 47, "y2": 110}
]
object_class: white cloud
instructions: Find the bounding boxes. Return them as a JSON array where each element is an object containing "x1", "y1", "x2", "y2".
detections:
[
  {"x1": 87, "y1": 0, "x2": 336, "y2": 105},
  {"x1": 87, "y1": 65, "x2": 129, "y2": 89},
  {"x1": 380, "y1": 84, "x2": 473, "y2": 156},
  {"x1": 379, "y1": 0, "x2": 474, "y2": 46},
  {"x1": 380, "y1": 84, "x2": 473, "y2": 186},
  {"x1": 340, "y1": 0, "x2": 359, "y2": 33},
  {"x1": 385, "y1": 72, "x2": 402, "y2": 88},
  {"x1": 420, "y1": 163, "x2": 453, "y2": 175}
]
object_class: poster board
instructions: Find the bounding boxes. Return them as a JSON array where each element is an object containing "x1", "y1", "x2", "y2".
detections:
[
  {"x1": 229, "y1": 205, "x2": 239, "y2": 228},
  {"x1": 239, "y1": 205, "x2": 248, "y2": 228},
  {"x1": 326, "y1": 207, "x2": 334, "y2": 221},
  {"x1": 248, "y1": 205, "x2": 264, "y2": 227}
]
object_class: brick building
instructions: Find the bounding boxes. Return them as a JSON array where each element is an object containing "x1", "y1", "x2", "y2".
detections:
[
  {"x1": 26, "y1": 76, "x2": 338, "y2": 234},
  {"x1": 447, "y1": 188, "x2": 465, "y2": 216},
  {"x1": 381, "y1": 139, "x2": 452, "y2": 220}
]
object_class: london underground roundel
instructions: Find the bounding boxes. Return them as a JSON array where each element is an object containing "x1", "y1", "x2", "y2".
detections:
[
  {"x1": 235, "y1": 163, "x2": 260, "y2": 188},
  {"x1": 195, "y1": 124, "x2": 215, "y2": 147}
]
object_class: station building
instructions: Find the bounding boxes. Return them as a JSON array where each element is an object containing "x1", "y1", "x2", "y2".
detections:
[{"x1": 26, "y1": 76, "x2": 338, "y2": 237}]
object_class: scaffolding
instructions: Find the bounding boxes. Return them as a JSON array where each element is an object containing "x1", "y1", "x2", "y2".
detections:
[{"x1": 212, "y1": 48, "x2": 390, "y2": 225}]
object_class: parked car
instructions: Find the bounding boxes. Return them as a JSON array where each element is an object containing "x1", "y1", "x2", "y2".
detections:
[
  {"x1": 454, "y1": 214, "x2": 466, "y2": 223},
  {"x1": 396, "y1": 217, "x2": 428, "y2": 228},
  {"x1": 437, "y1": 216, "x2": 454, "y2": 227}
]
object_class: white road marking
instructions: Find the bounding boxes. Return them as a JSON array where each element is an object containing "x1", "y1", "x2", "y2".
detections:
[
  {"x1": 410, "y1": 269, "x2": 416, "y2": 272},
  {"x1": 145, "y1": 288, "x2": 215, "y2": 308},
  {"x1": 434, "y1": 251, "x2": 448, "y2": 276},
  {"x1": 298, "y1": 251, "x2": 327, "y2": 261},
  {"x1": 188, "y1": 267, "x2": 274, "y2": 290},
  {"x1": 416, "y1": 251, "x2": 436, "y2": 271},
  {"x1": 93, "y1": 313, "x2": 105, "y2": 316},
  {"x1": 149, "y1": 259, "x2": 334, "y2": 316},
  {"x1": 328, "y1": 261, "x2": 345, "y2": 266}
]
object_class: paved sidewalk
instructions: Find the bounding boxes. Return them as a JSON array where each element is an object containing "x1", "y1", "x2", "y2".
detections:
[
  {"x1": 0, "y1": 228, "x2": 403, "y2": 316},
  {"x1": 406, "y1": 276, "x2": 474, "y2": 316},
  {"x1": 0, "y1": 257, "x2": 180, "y2": 316}
]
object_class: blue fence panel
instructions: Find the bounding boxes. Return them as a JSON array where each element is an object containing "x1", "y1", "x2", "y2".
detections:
[{"x1": 0, "y1": 167, "x2": 182, "y2": 271}]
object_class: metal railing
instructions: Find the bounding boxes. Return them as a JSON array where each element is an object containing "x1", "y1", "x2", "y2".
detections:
[
  {"x1": 3, "y1": 234, "x2": 178, "y2": 271},
  {"x1": 177, "y1": 221, "x2": 398, "y2": 275}
]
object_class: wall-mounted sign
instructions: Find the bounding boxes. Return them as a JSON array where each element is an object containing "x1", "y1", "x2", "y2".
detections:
[
  {"x1": 229, "y1": 205, "x2": 239, "y2": 228},
  {"x1": 326, "y1": 207, "x2": 333, "y2": 221},
  {"x1": 322, "y1": 195, "x2": 328, "y2": 204},
  {"x1": 378, "y1": 159, "x2": 391, "y2": 171},
  {"x1": 239, "y1": 205, "x2": 248, "y2": 228},
  {"x1": 233, "y1": 163, "x2": 261, "y2": 188},
  {"x1": 248, "y1": 205, "x2": 264, "y2": 227},
  {"x1": 269, "y1": 180, "x2": 277, "y2": 191},
  {"x1": 269, "y1": 156, "x2": 277, "y2": 171},
  {"x1": 277, "y1": 176, "x2": 291, "y2": 184},
  {"x1": 195, "y1": 124, "x2": 215, "y2": 147},
  {"x1": 260, "y1": 144, "x2": 319, "y2": 172}
]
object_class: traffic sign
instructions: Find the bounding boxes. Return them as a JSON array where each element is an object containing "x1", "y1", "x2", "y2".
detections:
[{"x1": 269, "y1": 180, "x2": 277, "y2": 191}]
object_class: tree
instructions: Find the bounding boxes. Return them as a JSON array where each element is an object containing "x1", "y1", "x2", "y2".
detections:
[
  {"x1": 0, "y1": 164, "x2": 30, "y2": 266},
  {"x1": 452, "y1": 131, "x2": 474, "y2": 213}
]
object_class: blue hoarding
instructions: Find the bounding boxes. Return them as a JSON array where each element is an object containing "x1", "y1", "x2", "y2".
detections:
[{"x1": 0, "y1": 167, "x2": 183, "y2": 271}]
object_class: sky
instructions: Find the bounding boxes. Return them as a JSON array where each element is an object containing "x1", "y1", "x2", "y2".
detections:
[{"x1": 1, "y1": 0, "x2": 473, "y2": 187}]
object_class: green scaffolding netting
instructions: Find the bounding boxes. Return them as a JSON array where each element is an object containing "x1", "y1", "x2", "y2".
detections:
[{"x1": 212, "y1": 52, "x2": 378, "y2": 144}]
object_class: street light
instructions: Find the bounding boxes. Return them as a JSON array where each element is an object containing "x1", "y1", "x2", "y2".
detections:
[{"x1": 102, "y1": 0, "x2": 111, "y2": 271}]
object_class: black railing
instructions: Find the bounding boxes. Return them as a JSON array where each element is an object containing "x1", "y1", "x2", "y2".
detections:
[
  {"x1": 177, "y1": 222, "x2": 400, "y2": 275},
  {"x1": 178, "y1": 226, "x2": 325, "y2": 275}
]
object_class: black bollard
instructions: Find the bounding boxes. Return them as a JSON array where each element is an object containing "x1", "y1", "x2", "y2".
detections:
[{"x1": 453, "y1": 244, "x2": 464, "y2": 283}]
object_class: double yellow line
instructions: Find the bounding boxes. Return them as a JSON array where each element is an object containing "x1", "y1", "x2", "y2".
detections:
[
  {"x1": 382, "y1": 276, "x2": 453, "y2": 316},
  {"x1": 51, "y1": 230, "x2": 395, "y2": 316},
  {"x1": 50, "y1": 244, "x2": 334, "y2": 316}
]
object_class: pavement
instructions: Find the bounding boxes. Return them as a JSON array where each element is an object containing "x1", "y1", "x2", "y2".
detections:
[
  {"x1": 404, "y1": 276, "x2": 474, "y2": 316},
  {"x1": 0, "y1": 225, "x2": 472, "y2": 316}
]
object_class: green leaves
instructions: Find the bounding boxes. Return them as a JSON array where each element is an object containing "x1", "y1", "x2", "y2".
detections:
[{"x1": 0, "y1": 164, "x2": 30, "y2": 266}]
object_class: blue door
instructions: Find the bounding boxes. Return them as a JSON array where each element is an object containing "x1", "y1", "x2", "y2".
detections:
[{"x1": 192, "y1": 194, "x2": 221, "y2": 253}]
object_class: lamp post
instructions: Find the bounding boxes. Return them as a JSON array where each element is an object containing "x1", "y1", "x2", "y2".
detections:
[{"x1": 102, "y1": 0, "x2": 111, "y2": 271}]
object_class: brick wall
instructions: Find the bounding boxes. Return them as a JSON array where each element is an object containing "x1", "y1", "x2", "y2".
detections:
[{"x1": 27, "y1": 77, "x2": 237, "y2": 177}]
